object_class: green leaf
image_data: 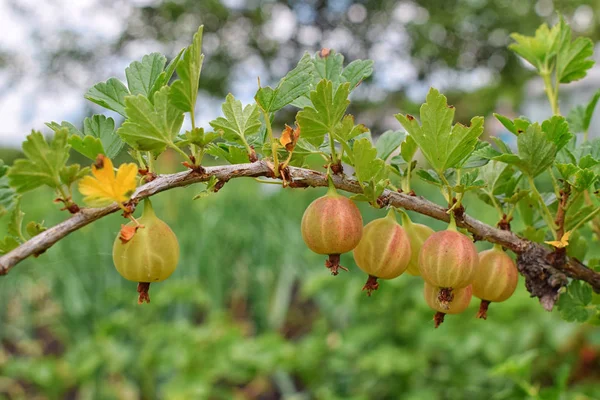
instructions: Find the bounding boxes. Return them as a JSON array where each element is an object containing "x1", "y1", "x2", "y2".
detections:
[
  {"x1": 557, "y1": 280, "x2": 592, "y2": 322},
  {"x1": 333, "y1": 115, "x2": 368, "y2": 143},
  {"x1": 0, "y1": 236, "x2": 19, "y2": 255},
  {"x1": 255, "y1": 53, "x2": 313, "y2": 113},
  {"x1": 556, "y1": 163, "x2": 580, "y2": 181},
  {"x1": 395, "y1": 88, "x2": 484, "y2": 172},
  {"x1": 68, "y1": 136, "x2": 105, "y2": 161},
  {"x1": 178, "y1": 128, "x2": 220, "y2": 148},
  {"x1": 579, "y1": 154, "x2": 599, "y2": 169},
  {"x1": 46, "y1": 121, "x2": 82, "y2": 136},
  {"x1": 7, "y1": 198, "x2": 24, "y2": 241},
  {"x1": 312, "y1": 50, "x2": 344, "y2": 84},
  {"x1": 479, "y1": 161, "x2": 519, "y2": 197},
  {"x1": 0, "y1": 199, "x2": 25, "y2": 254},
  {"x1": 341, "y1": 59, "x2": 374, "y2": 90},
  {"x1": 149, "y1": 48, "x2": 184, "y2": 100},
  {"x1": 26, "y1": 221, "x2": 47, "y2": 238},
  {"x1": 453, "y1": 171, "x2": 485, "y2": 193},
  {"x1": 541, "y1": 116, "x2": 572, "y2": 151},
  {"x1": 84, "y1": 78, "x2": 130, "y2": 117},
  {"x1": 170, "y1": 26, "x2": 204, "y2": 114},
  {"x1": 493, "y1": 113, "x2": 532, "y2": 136},
  {"x1": 400, "y1": 135, "x2": 418, "y2": 163},
  {"x1": 48, "y1": 115, "x2": 123, "y2": 160},
  {"x1": 83, "y1": 115, "x2": 123, "y2": 158},
  {"x1": 297, "y1": 80, "x2": 350, "y2": 147},
  {"x1": 206, "y1": 144, "x2": 250, "y2": 164},
  {"x1": 290, "y1": 51, "x2": 373, "y2": 107},
  {"x1": 0, "y1": 160, "x2": 18, "y2": 217},
  {"x1": 416, "y1": 169, "x2": 443, "y2": 186},
  {"x1": 509, "y1": 22, "x2": 560, "y2": 73},
  {"x1": 497, "y1": 123, "x2": 557, "y2": 177},
  {"x1": 352, "y1": 138, "x2": 386, "y2": 183},
  {"x1": 567, "y1": 90, "x2": 600, "y2": 134},
  {"x1": 375, "y1": 130, "x2": 405, "y2": 161},
  {"x1": 566, "y1": 230, "x2": 588, "y2": 261},
  {"x1": 193, "y1": 176, "x2": 219, "y2": 200},
  {"x1": 117, "y1": 86, "x2": 185, "y2": 153},
  {"x1": 565, "y1": 204, "x2": 597, "y2": 232},
  {"x1": 573, "y1": 168, "x2": 597, "y2": 192},
  {"x1": 126, "y1": 53, "x2": 167, "y2": 98},
  {"x1": 59, "y1": 164, "x2": 89, "y2": 187},
  {"x1": 209, "y1": 94, "x2": 261, "y2": 145},
  {"x1": 8, "y1": 130, "x2": 70, "y2": 193},
  {"x1": 494, "y1": 113, "x2": 531, "y2": 136},
  {"x1": 461, "y1": 141, "x2": 495, "y2": 168},
  {"x1": 556, "y1": 18, "x2": 595, "y2": 83}
]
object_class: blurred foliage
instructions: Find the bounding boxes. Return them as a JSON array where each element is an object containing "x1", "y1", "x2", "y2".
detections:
[{"x1": 0, "y1": 156, "x2": 599, "y2": 399}]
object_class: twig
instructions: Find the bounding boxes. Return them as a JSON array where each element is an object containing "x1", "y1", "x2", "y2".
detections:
[{"x1": 1, "y1": 161, "x2": 599, "y2": 306}]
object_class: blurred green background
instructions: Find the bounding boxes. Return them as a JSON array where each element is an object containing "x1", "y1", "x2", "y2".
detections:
[{"x1": 1, "y1": 0, "x2": 600, "y2": 399}]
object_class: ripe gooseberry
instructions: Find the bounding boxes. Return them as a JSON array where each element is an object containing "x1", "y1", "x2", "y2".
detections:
[
  {"x1": 113, "y1": 199, "x2": 180, "y2": 303},
  {"x1": 399, "y1": 211, "x2": 434, "y2": 276},
  {"x1": 472, "y1": 245, "x2": 518, "y2": 319},
  {"x1": 424, "y1": 282, "x2": 472, "y2": 328},
  {"x1": 352, "y1": 208, "x2": 411, "y2": 295},
  {"x1": 418, "y1": 217, "x2": 478, "y2": 289},
  {"x1": 301, "y1": 178, "x2": 363, "y2": 275}
]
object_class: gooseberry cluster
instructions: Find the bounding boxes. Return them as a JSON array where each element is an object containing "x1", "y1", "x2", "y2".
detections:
[{"x1": 300, "y1": 181, "x2": 519, "y2": 328}]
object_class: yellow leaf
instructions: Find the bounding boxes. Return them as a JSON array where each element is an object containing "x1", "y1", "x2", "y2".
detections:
[
  {"x1": 545, "y1": 231, "x2": 572, "y2": 249},
  {"x1": 78, "y1": 155, "x2": 138, "y2": 207}
]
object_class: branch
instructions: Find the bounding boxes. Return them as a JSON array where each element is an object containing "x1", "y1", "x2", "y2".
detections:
[{"x1": 1, "y1": 161, "x2": 598, "y2": 309}]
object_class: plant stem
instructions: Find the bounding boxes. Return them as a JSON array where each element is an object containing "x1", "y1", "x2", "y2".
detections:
[
  {"x1": 190, "y1": 110, "x2": 196, "y2": 130},
  {"x1": 547, "y1": 167, "x2": 561, "y2": 200},
  {"x1": 528, "y1": 175, "x2": 557, "y2": 238},
  {"x1": 541, "y1": 71, "x2": 560, "y2": 115},
  {"x1": 169, "y1": 143, "x2": 193, "y2": 164},
  {"x1": 146, "y1": 152, "x2": 155, "y2": 173},
  {"x1": 135, "y1": 150, "x2": 146, "y2": 170},
  {"x1": 439, "y1": 172, "x2": 452, "y2": 204},
  {"x1": 403, "y1": 161, "x2": 413, "y2": 193},
  {"x1": 583, "y1": 190, "x2": 600, "y2": 240},
  {"x1": 486, "y1": 190, "x2": 504, "y2": 219},
  {"x1": 570, "y1": 207, "x2": 600, "y2": 233},
  {"x1": 328, "y1": 133, "x2": 338, "y2": 164},
  {"x1": 262, "y1": 110, "x2": 279, "y2": 177}
]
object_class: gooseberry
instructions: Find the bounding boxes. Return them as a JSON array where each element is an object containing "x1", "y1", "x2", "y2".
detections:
[
  {"x1": 352, "y1": 209, "x2": 411, "y2": 295},
  {"x1": 472, "y1": 245, "x2": 518, "y2": 319},
  {"x1": 301, "y1": 180, "x2": 363, "y2": 275},
  {"x1": 424, "y1": 282, "x2": 472, "y2": 328},
  {"x1": 113, "y1": 199, "x2": 180, "y2": 303}
]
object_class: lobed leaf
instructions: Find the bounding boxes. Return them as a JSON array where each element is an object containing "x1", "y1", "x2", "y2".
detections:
[
  {"x1": 126, "y1": 53, "x2": 167, "y2": 98},
  {"x1": 170, "y1": 26, "x2": 204, "y2": 114},
  {"x1": 352, "y1": 137, "x2": 386, "y2": 184},
  {"x1": 395, "y1": 88, "x2": 483, "y2": 172},
  {"x1": 209, "y1": 94, "x2": 262, "y2": 145},
  {"x1": 7, "y1": 130, "x2": 70, "y2": 193},
  {"x1": 557, "y1": 280, "x2": 592, "y2": 322},
  {"x1": 85, "y1": 78, "x2": 130, "y2": 117},
  {"x1": 567, "y1": 89, "x2": 600, "y2": 134},
  {"x1": 375, "y1": 130, "x2": 405, "y2": 161},
  {"x1": 117, "y1": 86, "x2": 185, "y2": 153},
  {"x1": 255, "y1": 53, "x2": 313, "y2": 113},
  {"x1": 296, "y1": 80, "x2": 350, "y2": 147}
]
